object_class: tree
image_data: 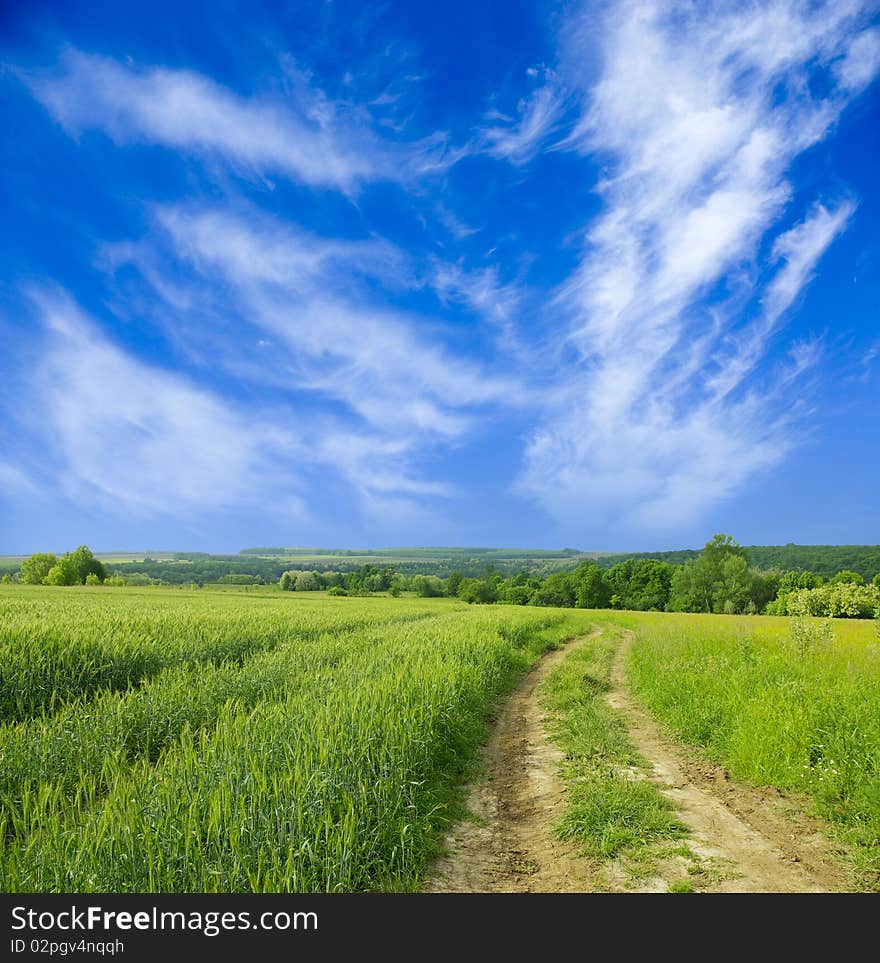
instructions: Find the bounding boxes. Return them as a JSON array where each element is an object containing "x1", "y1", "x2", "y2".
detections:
[
  {"x1": 412, "y1": 575, "x2": 443, "y2": 597},
  {"x1": 498, "y1": 583, "x2": 534, "y2": 605},
  {"x1": 530, "y1": 571, "x2": 576, "y2": 607},
  {"x1": 293, "y1": 571, "x2": 320, "y2": 591},
  {"x1": 874, "y1": 573, "x2": 880, "y2": 590},
  {"x1": 607, "y1": 559, "x2": 672, "y2": 610},
  {"x1": 457, "y1": 578, "x2": 498, "y2": 604},
  {"x1": 69, "y1": 545, "x2": 106, "y2": 584},
  {"x1": 748, "y1": 569, "x2": 780, "y2": 613},
  {"x1": 20, "y1": 553, "x2": 58, "y2": 584},
  {"x1": 573, "y1": 563, "x2": 611, "y2": 608},
  {"x1": 445, "y1": 571, "x2": 464, "y2": 597},
  {"x1": 829, "y1": 570, "x2": 865, "y2": 586},
  {"x1": 668, "y1": 535, "x2": 751, "y2": 613},
  {"x1": 45, "y1": 556, "x2": 79, "y2": 585},
  {"x1": 279, "y1": 572, "x2": 293, "y2": 591}
]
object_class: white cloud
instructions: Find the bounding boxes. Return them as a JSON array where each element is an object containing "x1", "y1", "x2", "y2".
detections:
[
  {"x1": 25, "y1": 49, "x2": 456, "y2": 193},
  {"x1": 28, "y1": 292, "x2": 300, "y2": 516},
  {"x1": 835, "y1": 26, "x2": 880, "y2": 91},
  {"x1": 20, "y1": 291, "x2": 458, "y2": 520},
  {"x1": 706, "y1": 201, "x2": 856, "y2": 400},
  {"x1": 133, "y1": 204, "x2": 515, "y2": 439},
  {"x1": 519, "y1": 0, "x2": 878, "y2": 532},
  {"x1": 0, "y1": 462, "x2": 39, "y2": 497},
  {"x1": 479, "y1": 77, "x2": 564, "y2": 165},
  {"x1": 430, "y1": 260, "x2": 520, "y2": 325}
]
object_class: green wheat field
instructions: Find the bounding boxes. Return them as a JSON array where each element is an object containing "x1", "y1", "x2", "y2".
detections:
[{"x1": 1, "y1": 586, "x2": 877, "y2": 891}]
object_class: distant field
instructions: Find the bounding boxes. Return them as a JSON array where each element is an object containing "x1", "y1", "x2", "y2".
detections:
[{"x1": 4, "y1": 541, "x2": 878, "y2": 581}]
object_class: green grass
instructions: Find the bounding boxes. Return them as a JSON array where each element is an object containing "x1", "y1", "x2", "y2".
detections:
[
  {"x1": 0, "y1": 587, "x2": 443, "y2": 722},
  {"x1": 616, "y1": 610, "x2": 880, "y2": 889},
  {"x1": 538, "y1": 628, "x2": 689, "y2": 885},
  {"x1": 0, "y1": 585, "x2": 587, "y2": 892}
]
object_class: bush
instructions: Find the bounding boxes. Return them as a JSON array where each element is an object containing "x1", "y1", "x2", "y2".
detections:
[
  {"x1": 786, "y1": 583, "x2": 878, "y2": 619},
  {"x1": 327, "y1": 586, "x2": 347, "y2": 597}
]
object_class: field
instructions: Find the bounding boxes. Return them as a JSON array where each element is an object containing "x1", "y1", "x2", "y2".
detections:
[
  {"x1": 0, "y1": 586, "x2": 586, "y2": 891},
  {"x1": 1, "y1": 586, "x2": 878, "y2": 892},
  {"x1": 616, "y1": 611, "x2": 880, "y2": 886}
]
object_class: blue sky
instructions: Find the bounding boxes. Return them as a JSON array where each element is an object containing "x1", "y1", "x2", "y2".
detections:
[{"x1": 1, "y1": 0, "x2": 878, "y2": 554}]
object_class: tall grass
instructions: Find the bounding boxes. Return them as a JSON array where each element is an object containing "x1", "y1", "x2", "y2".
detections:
[
  {"x1": 0, "y1": 586, "x2": 581, "y2": 892},
  {"x1": 620, "y1": 611, "x2": 880, "y2": 888},
  {"x1": 0, "y1": 588, "x2": 443, "y2": 722}
]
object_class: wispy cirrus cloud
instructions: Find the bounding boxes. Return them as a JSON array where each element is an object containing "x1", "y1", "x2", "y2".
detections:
[
  {"x1": 13, "y1": 291, "x2": 462, "y2": 519},
  {"x1": 101, "y1": 203, "x2": 520, "y2": 445},
  {"x1": 517, "y1": 0, "x2": 879, "y2": 532},
  {"x1": 24, "y1": 48, "x2": 458, "y2": 193},
  {"x1": 22, "y1": 291, "x2": 301, "y2": 516},
  {"x1": 6, "y1": 3, "x2": 877, "y2": 545},
  {"x1": 478, "y1": 73, "x2": 565, "y2": 165}
]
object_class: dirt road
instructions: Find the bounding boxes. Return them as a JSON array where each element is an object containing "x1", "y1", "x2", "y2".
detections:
[
  {"x1": 424, "y1": 635, "x2": 597, "y2": 892},
  {"x1": 425, "y1": 629, "x2": 848, "y2": 893},
  {"x1": 604, "y1": 631, "x2": 847, "y2": 892}
]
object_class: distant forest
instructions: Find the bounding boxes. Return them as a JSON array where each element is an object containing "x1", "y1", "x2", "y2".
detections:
[
  {"x1": 3, "y1": 540, "x2": 879, "y2": 590},
  {"x1": 7, "y1": 535, "x2": 878, "y2": 619}
]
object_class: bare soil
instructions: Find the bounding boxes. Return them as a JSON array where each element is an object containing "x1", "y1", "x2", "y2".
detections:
[
  {"x1": 425, "y1": 629, "x2": 851, "y2": 893},
  {"x1": 424, "y1": 635, "x2": 598, "y2": 891},
  {"x1": 605, "y1": 630, "x2": 850, "y2": 893}
]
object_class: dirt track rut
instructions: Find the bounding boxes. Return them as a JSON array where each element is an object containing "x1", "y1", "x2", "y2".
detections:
[
  {"x1": 425, "y1": 629, "x2": 848, "y2": 893},
  {"x1": 605, "y1": 630, "x2": 847, "y2": 893},
  {"x1": 424, "y1": 635, "x2": 597, "y2": 892}
]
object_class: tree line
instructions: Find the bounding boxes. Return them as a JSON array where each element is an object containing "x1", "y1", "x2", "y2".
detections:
[
  {"x1": 274, "y1": 534, "x2": 880, "y2": 618},
  {"x1": 6, "y1": 535, "x2": 879, "y2": 618}
]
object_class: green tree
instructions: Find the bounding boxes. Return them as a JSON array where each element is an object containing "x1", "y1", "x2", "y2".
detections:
[
  {"x1": 457, "y1": 578, "x2": 498, "y2": 604},
  {"x1": 412, "y1": 575, "x2": 444, "y2": 597},
  {"x1": 607, "y1": 559, "x2": 672, "y2": 610},
  {"x1": 829, "y1": 570, "x2": 865, "y2": 586},
  {"x1": 293, "y1": 571, "x2": 320, "y2": 591},
  {"x1": 668, "y1": 561, "x2": 702, "y2": 612},
  {"x1": 531, "y1": 571, "x2": 576, "y2": 607},
  {"x1": 45, "y1": 556, "x2": 79, "y2": 585},
  {"x1": 20, "y1": 553, "x2": 58, "y2": 584},
  {"x1": 69, "y1": 546, "x2": 106, "y2": 584},
  {"x1": 445, "y1": 571, "x2": 464, "y2": 597},
  {"x1": 573, "y1": 562, "x2": 611, "y2": 608},
  {"x1": 668, "y1": 535, "x2": 749, "y2": 613}
]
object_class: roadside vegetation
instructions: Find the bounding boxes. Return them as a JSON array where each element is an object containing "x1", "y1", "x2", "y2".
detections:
[{"x1": 620, "y1": 611, "x2": 880, "y2": 889}]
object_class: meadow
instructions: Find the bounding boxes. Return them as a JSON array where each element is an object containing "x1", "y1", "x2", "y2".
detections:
[
  {"x1": 0, "y1": 586, "x2": 586, "y2": 891},
  {"x1": 1, "y1": 586, "x2": 877, "y2": 891},
  {"x1": 614, "y1": 611, "x2": 880, "y2": 887}
]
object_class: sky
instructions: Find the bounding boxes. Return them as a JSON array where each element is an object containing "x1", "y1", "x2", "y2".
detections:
[{"x1": 1, "y1": 0, "x2": 878, "y2": 554}]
